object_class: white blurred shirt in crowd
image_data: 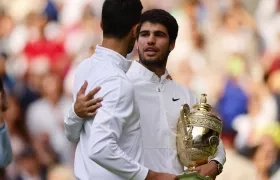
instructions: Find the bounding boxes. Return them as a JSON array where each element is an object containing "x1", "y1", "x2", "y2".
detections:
[{"x1": 26, "y1": 96, "x2": 73, "y2": 164}]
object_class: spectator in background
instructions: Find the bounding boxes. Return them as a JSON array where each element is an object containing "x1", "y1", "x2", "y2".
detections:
[
  {"x1": 0, "y1": 77, "x2": 12, "y2": 176},
  {"x1": 216, "y1": 131, "x2": 257, "y2": 180},
  {"x1": 266, "y1": 70, "x2": 280, "y2": 121},
  {"x1": 4, "y1": 95, "x2": 31, "y2": 179},
  {"x1": 215, "y1": 55, "x2": 249, "y2": 136},
  {"x1": 14, "y1": 147, "x2": 47, "y2": 180},
  {"x1": 22, "y1": 12, "x2": 69, "y2": 78},
  {"x1": 253, "y1": 134, "x2": 280, "y2": 180},
  {"x1": 26, "y1": 73, "x2": 73, "y2": 165},
  {"x1": 232, "y1": 84, "x2": 278, "y2": 156},
  {"x1": 0, "y1": 53, "x2": 16, "y2": 94},
  {"x1": 47, "y1": 165, "x2": 75, "y2": 180}
]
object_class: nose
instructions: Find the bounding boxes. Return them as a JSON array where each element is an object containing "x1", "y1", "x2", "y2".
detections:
[{"x1": 147, "y1": 34, "x2": 155, "y2": 45}]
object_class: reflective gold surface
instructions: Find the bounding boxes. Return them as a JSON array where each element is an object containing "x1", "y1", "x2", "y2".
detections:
[{"x1": 176, "y1": 94, "x2": 222, "y2": 168}]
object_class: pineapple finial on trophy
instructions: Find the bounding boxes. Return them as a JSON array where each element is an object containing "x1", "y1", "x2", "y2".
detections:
[{"x1": 200, "y1": 93, "x2": 207, "y2": 103}]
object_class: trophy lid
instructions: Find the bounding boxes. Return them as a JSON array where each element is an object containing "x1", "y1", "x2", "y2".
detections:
[
  {"x1": 188, "y1": 94, "x2": 222, "y2": 133},
  {"x1": 192, "y1": 94, "x2": 221, "y2": 121}
]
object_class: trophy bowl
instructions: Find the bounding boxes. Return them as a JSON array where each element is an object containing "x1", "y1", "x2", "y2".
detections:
[{"x1": 176, "y1": 94, "x2": 222, "y2": 180}]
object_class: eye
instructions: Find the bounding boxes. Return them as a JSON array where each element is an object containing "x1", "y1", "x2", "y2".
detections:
[
  {"x1": 155, "y1": 32, "x2": 166, "y2": 37},
  {"x1": 139, "y1": 32, "x2": 149, "y2": 37}
]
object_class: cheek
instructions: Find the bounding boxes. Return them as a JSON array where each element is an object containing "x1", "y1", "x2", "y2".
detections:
[
  {"x1": 138, "y1": 44, "x2": 145, "y2": 53},
  {"x1": 159, "y1": 43, "x2": 170, "y2": 54}
]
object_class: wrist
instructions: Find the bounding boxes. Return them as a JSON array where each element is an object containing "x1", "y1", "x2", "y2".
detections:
[
  {"x1": 145, "y1": 170, "x2": 157, "y2": 180},
  {"x1": 210, "y1": 160, "x2": 223, "y2": 175},
  {"x1": 71, "y1": 103, "x2": 83, "y2": 120}
]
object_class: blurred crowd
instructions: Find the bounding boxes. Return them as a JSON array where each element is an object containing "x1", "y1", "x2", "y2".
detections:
[{"x1": 0, "y1": 0, "x2": 280, "y2": 179}]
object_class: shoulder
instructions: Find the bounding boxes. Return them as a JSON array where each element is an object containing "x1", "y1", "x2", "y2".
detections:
[
  {"x1": 98, "y1": 76, "x2": 134, "y2": 96},
  {"x1": 95, "y1": 77, "x2": 135, "y2": 109},
  {"x1": 75, "y1": 57, "x2": 92, "y2": 72}
]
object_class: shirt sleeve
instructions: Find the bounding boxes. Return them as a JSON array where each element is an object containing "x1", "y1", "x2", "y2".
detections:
[
  {"x1": 88, "y1": 76, "x2": 148, "y2": 180},
  {"x1": 64, "y1": 103, "x2": 84, "y2": 143},
  {"x1": 64, "y1": 67, "x2": 88, "y2": 143},
  {"x1": 210, "y1": 139, "x2": 226, "y2": 166},
  {"x1": 0, "y1": 123, "x2": 13, "y2": 167}
]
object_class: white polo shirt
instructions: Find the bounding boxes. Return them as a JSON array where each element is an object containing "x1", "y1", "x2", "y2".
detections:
[
  {"x1": 65, "y1": 45, "x2": 148, "y2": 180},
  {"x1": 127, "y1": 61, "x2": 225, "y2": 174}
]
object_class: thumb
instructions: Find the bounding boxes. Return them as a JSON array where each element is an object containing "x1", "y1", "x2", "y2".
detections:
[{"x1": 78, "y1": 81, "x2": 88, "y2": 95}]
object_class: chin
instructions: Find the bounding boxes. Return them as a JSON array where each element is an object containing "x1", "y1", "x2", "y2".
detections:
[{"x1": 144, "y1": 55, "x2": 158, "y2": 61}]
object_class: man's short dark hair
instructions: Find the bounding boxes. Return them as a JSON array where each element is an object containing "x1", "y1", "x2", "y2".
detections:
[
  {"x1": 102, "y1": 0, "x2": 143, "y2": 38},
  {"x1": 137, "y1": 9, "x2": 179, "y2": 43}
]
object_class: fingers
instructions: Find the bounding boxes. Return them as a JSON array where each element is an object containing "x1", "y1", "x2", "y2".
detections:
[
  {"x1": 194, "y1": 166, "x2": 201, "y2": 172},
  {"x1": 187, "y1": 166, "x2": 197, "y2": 173},
  {"x1": 87, "y1": 112, "x2": 97, "y2": 117},
  {"x1": 171, "y1": 174, "x2": 178, "y2": 180},
  {"x1": 195, "y1": 166, "x2": 214, "y2": 178},
  {"x1": 85, "y1": 86, "x2": 101, "y2": 100},
  {"x1": 86, "y1": 103, "x2": 102, "y2": 113},
  {"x1": 77, "y1": 81, "x2": 88, "y2": 95},
  {"x1": 85, "y1": 97, "x2": 103, "y2": 107}
]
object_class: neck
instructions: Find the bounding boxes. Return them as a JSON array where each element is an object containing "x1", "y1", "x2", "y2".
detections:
[
  {"x1": 148, "y1": 67, "x2": 166, "y2": 77},
  {"x1": 102, "y1": 37, "x2": 129, "y2": 57},
  {"x1": 139, "y1": 61, "x2": 166, "y2": 77}
]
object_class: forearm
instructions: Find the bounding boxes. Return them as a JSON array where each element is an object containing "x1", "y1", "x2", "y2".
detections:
[
  {"x1": 89, "y1": 136, "x2": 148, "y2": 180},
  {"x1": 88, "y1": 111, "x2": 148, "y2": 180},
  {"x1": 64, "y1": 103, "x2": 84, "y2": 143},
  {"x1": 0, "y1": 122, "x2": 12, "y2": 167}
]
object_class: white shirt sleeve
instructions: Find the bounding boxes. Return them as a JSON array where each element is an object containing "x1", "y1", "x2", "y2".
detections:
[
  {"x1": 88, "y1": 76, "x2": 148, "y2": 180},
  {"x1": 211, "y1": 139, "x2": 226, "y2": 166},
  {"x1": 64, "y1": 103, "x2": 84, "y2": 143}
]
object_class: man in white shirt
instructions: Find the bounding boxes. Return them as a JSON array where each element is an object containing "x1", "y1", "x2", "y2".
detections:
[
  {"x1": 65, "y1": 9, "x2": 226, "y2": 179},
  {"x1": 66, "y1": 0, "x2": 177, "y2": 179}
]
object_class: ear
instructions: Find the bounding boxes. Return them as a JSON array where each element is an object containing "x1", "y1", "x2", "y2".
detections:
[
  {"x1": 131, "y1": 23, "x2": 139, "y2": 38},
  {"x1": 169, "y1": 41, "x2": 175, "y2": 52},
  {"x1": 100, "y1": 21, "x2": 103, "y2": 30}
]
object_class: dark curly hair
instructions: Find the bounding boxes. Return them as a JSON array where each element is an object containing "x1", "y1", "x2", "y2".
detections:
[{"x1": 137, "y1": 9, "x2": 179, "y2": 43}]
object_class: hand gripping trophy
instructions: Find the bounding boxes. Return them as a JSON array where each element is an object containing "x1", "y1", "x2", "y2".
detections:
[{"x1": 176, "y1": 94, "x2": 222, "y2": 180}]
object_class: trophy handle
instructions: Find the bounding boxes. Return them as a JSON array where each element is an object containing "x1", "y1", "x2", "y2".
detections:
[
  {"x1": 180, "y1": 104, "x2": 190, "y2": 122},
  {"x1": 180, "y1": 104, "x2": 190, "y2": 132},
  {"x1": 180, "y1": 104, "x2": 192, "y2": 148},
  {"x1": 181, "y1": 104, "x2": 190, "y2": 116}
]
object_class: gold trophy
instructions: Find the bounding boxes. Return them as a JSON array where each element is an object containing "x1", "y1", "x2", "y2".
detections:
[{"x1": 176, "y1": 94, "x2": 222, "y2": 180}]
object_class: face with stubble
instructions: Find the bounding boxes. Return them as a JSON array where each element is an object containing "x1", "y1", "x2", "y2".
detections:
[{"x1": 137, "y1": 22, "x2": 175, "y2": 68}]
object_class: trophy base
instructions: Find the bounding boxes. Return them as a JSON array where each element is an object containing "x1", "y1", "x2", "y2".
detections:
[{"x1": 177, "y1": 172, "x2": 212, "y2": 180}]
